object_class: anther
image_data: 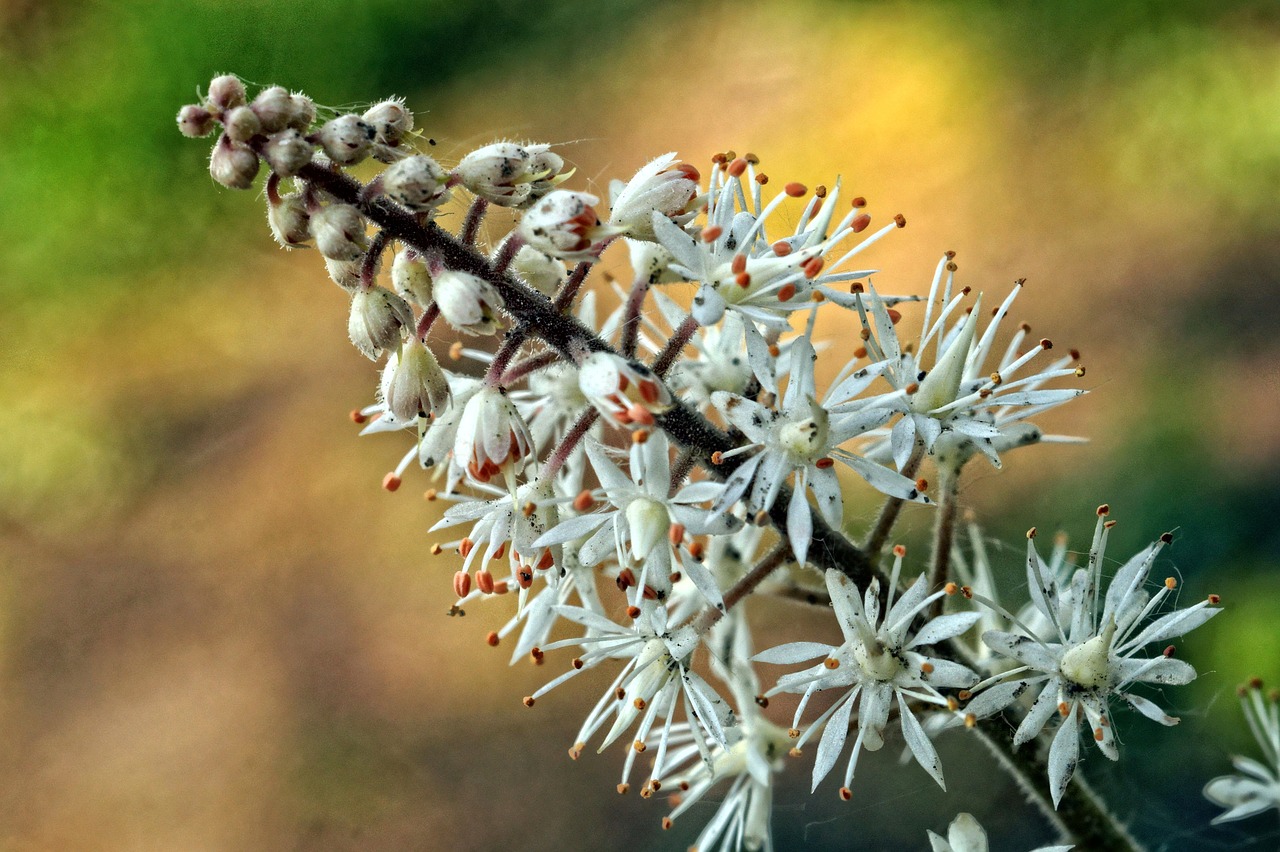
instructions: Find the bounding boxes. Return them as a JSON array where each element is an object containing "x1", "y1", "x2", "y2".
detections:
[
  {"x1": 430, "y1": 543, "x2": 443, "y2": 556},
  {"x1": 349, "y1": 409, "x2": 367, "y2": 424},
  {"x1": 569, "y1": 744, "x2": 584, "y2": 760},
  {"x1": 1165, "y1": 577, "x2": 1177, "y2": 590},
  {"x1": 1208, "y1": 594, "x2": 1221, "y2": 604},
  {"x1": 958, "y1": 690, "x2": 973, "y2": 701},
  {"x1": 688, "y1": 540, "x2": 706, "y2": 561},
  {"x1": 851, "y1": 196, "x2": 867, "y2": 208},
  {"x1": 915, "y1": 477, "x2": 928, "y2": 491},
  {"x1": 839, "y1": 787, "x2": 852, "y2": 801},
  {"x1": 802, "y1": 257, "x2": 824, "y2": 280},
  {"x1": 1026, "y1": 527, "x2": 1038, "y2": 539},
  {"x1": 1163, "y1": 645, "x2": 1176, "y2": 658},
  {"x1": 634, "y1": 698, "x2": 647, "y2": 711},
  {"x1": 767, "y1": 344, "x2": 781, "y2": 358},
  {"x1": 815, "y1": 185, "x2": 827, "y2": 198},
  {"x1": 573, "y1": 657, "x2": 585, "y2": 670},
  {"x1": 1097, "y1": 504, "x2": 1110, "y2": 516},
  {"x1": 1040, "y1": 338, "x2": 1053, "y2": 350},
  {"x1": 784, "y1": 182, "x2": 807, "y2": 197},
  {"x1": 735, "y1": 272, "x2": 751, "y2": 288},
  {"x1": 1058, "y1": 702, "x2": 1070, "y2": 717},
  {"x1": 423, "y1": 488, "x2": 438, "y2": 501},
  {"x1": 449, "y1": 341, "x2": 464, "y2": 360},
  {"x1": 1160, "y1": 532, "x2": 1174, "y2": 543},
  {"x1": 710, "y1": 451, "x2": 724, "y2": 465},
  {"x1": 815, "y1": 457, "x2": 835, "y2": 469},
  {"x1": 1104, "y1": 520, "x2": 1117, "y2": 529},
  {"x1": 631, "y1": 428, "x2": 650, "y2": 445},
  {"x1": 961, "y1": 586, "x2": 973, "y2": 599},
  {"x1": 731, "y1": 254, "x2": 748, "y2": 275},
  {"x1": 851, "y1": 213, "x2": 871, "y2": 233},
  {"x1": 755, "y1": 173, "x2": 769, "y2": 185},
  {"x1": 487, "y1": 631, "x2": 500, "y2": 647},
  {"x1": 945, "y1": 582, "x2": 959, "y2": 595},
  {"x1": 964, "y1": 713, "x2": 976, "y2": 728},
  {"x1": 772, "y1": 240, "x2": 793, "y2": 256},
  {"x1": 1094, "y1": 727, "x2": 1105, "y2": 742},
  {"x1": 669, "y1": 523, "x2": 686, "y2": 545},
  {"x1": 453, "y1": 571, "x2": 471, "y2": 598},
  {"x1": 727, "y1": 157, "x2": 748, "y2": 177},
  {"x1": 522, "y1": 696, "x2": 535, "y2": 707},
  {"x1": 755, "y1": 695, "x2": 769, "y2": 708},
  {"x1": 382, "y1": 473, "x2": 402, "y2": 492},
  {"x1": 824, "y1": 658, "x2": 839, "y2": 670},
  {"x1": 921, "y1": 662, "x2": 934, "y2": 674},
  {"x1": 531, "y1": 648, "x2": 544, "y2": 665},
  {"x1": 788, "y1": 728, "x2": 800, "y2": 739},
  {"x1": 661, "y1": 817, "x2": 672, "y2": 830},
  {"x1": 459, "y1": 538, "x2": 475, "y2": 558},
  {"x1": 617, "y1": 784, "x2": 630, "y2": 795},
  {"x1": 777, "y1": 283, "x2": 797, "y2": 302},
  {"x1": 701, "y1": 225, "x2": 723, "y2": 243},
  {"x1": 626, "y1": 605, "x2": 641, "y2": 619},
  {"x1": 904, "y1": 382, "x2": 919, "y2": 395},
  {"x1": 893, "y1": 544, "x2": 907, "y2": 557},
  {"x1": 893, "y1": 213, "x2": 906, "y2": 228},
  {"x1": 633, "y1": 740, "x2": 647, "y2": 753}
]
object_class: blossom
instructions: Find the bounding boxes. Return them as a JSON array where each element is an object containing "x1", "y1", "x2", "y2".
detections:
[
  {"x1": 1203, "y1": 680, "x2": 1280, "y2": 824},
  {"x1": 452, "y1": 386, "x2": 534, "y2": 489},
  {"x1": 965, "y1": 508, "x2": 1221, "y2": 806},
  {"x1": 577, "y1": 351, "x2": 673, "y2": 429},
  {"x1": 434, "y1": 269, "x2": 505, "y2": 336},
  {"x1": 430, "y1": 478, "x2": 560, "y2": 589},
  {"x1": 518, "y1": 190, "x2": 619, "y2": 261},
  {"x1": 379, "y1": 335, "x2": 450, "y2": 421},
  {"x1": 851, "y1": 256, "x2": 1085, "y2": 472},
  {"x1": 607, "y1": 152, "x2": 700, "y2": 240},
  {"x1": 927, "y1": 813, "x2": 1072, "y2": 852},
  {"x1": 757, "y1": 556, "x2": 979, "y2": 795},
  {"x1": 711, "y1": 336, "x2": 928, "y2": 565}
]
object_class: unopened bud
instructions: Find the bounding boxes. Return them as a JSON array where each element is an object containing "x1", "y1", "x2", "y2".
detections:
[
  {"x1": 522, "y1": 144, "x2": 567, "y2": 206},
  {"x1": 509, "y1": 245, "x2": 565, "y2": 295},
  {"x1": 455, "y1": 142, "x2": 533, "y2": 206},
  {"x1": 310, "y1": 204, "x2": 369, "y2": 261},
  {"x1": 261, "y1": 129, "x2": 313, "y2": 177},
  {"x1": 267, "y1": 191, "x2": 311, "y2": 248},
  {"x1": 578, "y1": 351, "x2": 672, "y2": 427},
  {"x1": 434, "y1": 269, "x2": 504, "y2": 336},
  {"x1": 518, "y1": 190, "x2": 615, "y2": 261},
  {"x1": 286, "y1": 93, "x2": 316, "y2": 131},
  {"x1": 362, "y1": 98, "x2": 414, "y2": 146},
  {"x1": 391, "y1": 248, "x2": 433, "y2": 306},
  {"x1": 206, "y1": 74, "x2": 246, "y2": 111},
  {"x1": 318, "y1": 114, "x2": 374, "y2": 165},
  {"x1": 223, "y1": 105, "x2": 261, "y2": 143},
  {"x1": 325, "y1": 255, "x2": 374, "y2": 291},
  {"x1": 250, "y1": 85, "x2": 294, "y2": 133},
  {"x1": 208, "y1": 135, "x2": 259, "y2": 189},
  {"x1": 348, "y1": 287, "x2": 414, "y2": 360},
  {"x1": 381, "y1": 336, "x2": 451, "y2": 420},
  {"x1": 176, "y1": 104, "x2": 214, "y2": 138},
  {"x1": 608, "y1": 154, "x2": 700, "y2": 240},
  {"x1": 383, "y1": 155, "x2": 451, "y2": 211}
]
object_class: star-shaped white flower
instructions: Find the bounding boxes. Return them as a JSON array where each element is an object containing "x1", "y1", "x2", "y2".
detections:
[
  {"x1": 1204, "y1": 680, "x2": 1280, "y2": 824},
  {"x1": 927, "y1": 813, "x2": 1072, "y2": 852}
]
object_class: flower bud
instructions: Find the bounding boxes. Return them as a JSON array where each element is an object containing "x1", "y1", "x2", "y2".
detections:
[
  {"x1": 251, "y1": 86, "x2": 294, "y2": 133},
  {"x1": 454, "y1": 387, "x2": 533, "y2": 485},
  {"x1": 434, "y1": 269, "x2": 504, "y2": 336},
  {"x1": 391, "y1": 248, "x2": 433, "y2": 306},
  {"x1": 206, "y1": 74, "x2": 246, "y2": 111},
  {"x1": 382, "y1": 155, "x2": 450, "y2": 211},
  {"x1": 209, "y1": 135, "x2": 259, "y2": 189},
  {"x1": 223, "y1": 105, "x2": 261, "y2": 143},
  {"x1": 608, "y1": 154, "x2": 700, "y2": 241},
  {"x1": 318, "y1": 114, "x2": 374, "y2": 165},
  {"x1": 454, "y1": 142, "x2": 532, "y2": 206},
  {"x1": 267, "y1": 191, "x2": 311, "y2": 249},
  {"x1": 326, "y1": 254, "x2": 378, "y2": 291},
  {"x1": 578, "y1": 352, "x2": 673, "y2": 427},
  {"x1": 261, "y1": 129, "x2": 313, "y2": 177},
  {"x1": 518, "y1": 190, "x2": 617, "y2": 261},
  {"x1": 176, "y1": 104, "x2": 214, "y2": 138},
  {"x1": 309, "y1": 204, "x2": 369, "y2": 261},
  {"x1": 287, "y1": 93, "x2": 316, "y2": 131},
  {"x1": 508, "y1": 245, "x2": 564, "y2": 295},
  {"x1": 348, "y1": 287, "x2": 414, "y2": 360},
  {"x1": 362, "y1": 98, "x2": 414, "y2": 146},
  {"x1": 522, "y1": 145, "x2": 568, "y2": 206},
  {"x1": 381, "y1": 336, "x2": 450, "y2": 421}
]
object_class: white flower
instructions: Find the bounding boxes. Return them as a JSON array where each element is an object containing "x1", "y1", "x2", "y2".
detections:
[
  {"x1": 453, "y1": 386, "x2": 534, "y2": 490},
  {"x1": 711, "y1": 336, "x2": 928, "y2": 566},
  {"x1": 965, "y1": 508, "x2": 1221, "y2": 807},
  {"x1": 757, "y1": 557, "x2": 979, "y2": 795},
  {"x1": 1204, "y1": 681, "x2": 1280, "y2": 824},
  {"x1": 577, "y1": 351, "x2": 674, "y2": 429},
  {"x1": 434, "y1": 269, "x2": 505, "y2": 336},
  {"x1": 927, "y1": 813, "x2": 1073, "y2": 852},
  {"x1": 518, "y1": 189, "x2": 619, "y2": 261},
  {"x1": 454, "y1": 142, "x2": 567, "y2": 207},
  {"x1": 431, "y1": 478, "x2": 560, "y2": 586},
  {"x1": 379, "y1": 336, "x2": 450, "y2": 421},
  {"x1": 607, "y1": 152, "x2": 700, "y2": 241},
  {"x1": 347, "y1": 286, "x2": 413, "y2": 360},
  {"x1": 852, "y1": 256, "x2": 1086, "y2": 472},
  {"x1": 533, "y1": 433, "x2": 737, "y2": 608}
]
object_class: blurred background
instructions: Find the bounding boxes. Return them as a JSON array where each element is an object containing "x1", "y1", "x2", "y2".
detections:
[{"x1": 2, "y1": 0, "x2": 1278, "y2": 849}]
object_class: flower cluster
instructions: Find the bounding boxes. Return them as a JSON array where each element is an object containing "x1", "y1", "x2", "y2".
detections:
[{"x1": 177, "y1": 74, "x2": 1234, "y2": 851}]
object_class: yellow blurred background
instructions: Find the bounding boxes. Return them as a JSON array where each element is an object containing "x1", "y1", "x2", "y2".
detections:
[{"x1": 2, "y1": 0, "x2": 1278, "y2": 848}]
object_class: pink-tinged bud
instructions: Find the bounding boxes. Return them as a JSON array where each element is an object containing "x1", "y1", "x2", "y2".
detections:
[
  {"x1": 318, "y1": 114, "x2": 374, "y2": 165},
  {"x1": 177, "y1": 104, "x2": 214, "y2": 138},
  {"x1": 382, "y1": 155, "x2": 450, "y2": 211},
  {"x1": 223, "y1": 105, "x2": 261, "y2": 143},
  {"x1": 261, "y1": 129, "x2": 313, "y2": 177},
  {"x1": 608, "y1": 153, "x2": 700, "y2": 240},
  {"x1": 391, "y1": 248, "x2": 433, "y2": 306},
  {"x1": 518, "y1": 190, "x2": 616, "y2": 261},
  {"x1": 578, "y1": 352, "x2": 673, "y2": 427},
  {"x1": 208, "y1": 135, "x2": 259, "y2": 189},
  {"x1": 309, "y1": 204, "x2": 369, "y2": 261},
  {"x1": 434, "y1": 269, "x2": 504, "y2": 336},
  {"x1": 381, "y1": 336, "x2": 451, "y2": 421},
  {"x1": 250, "y1": 85, "x2": 294, "y2": 133},
  {"x1": 348, "y1": 287, "x2": 414, "y2": 360},
  {"x1": 362, "y1": 98, "x2": 414, "y2": 146},
  {"x1": 267, "y1": 191, "x2": 311, "y2": 249},
  {"x1": 287, "y1": 93, "x2": 316, "y2": 131},
  {"x1": 206, "y1": 74, "x2": 246, "y2": 111},
  {"x1": 454, "y1": 387, "x2": 533, "y2": 484},
  {"x1": 454, "y1": 142, "x2": 533, "y2": 206},
  {"x1": 509, "y1": 245, "x2": 564, "y2": 295}
]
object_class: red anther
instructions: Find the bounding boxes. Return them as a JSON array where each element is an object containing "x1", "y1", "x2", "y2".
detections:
[
  {"x1": 669, "y1": 571, "x2": 681, "y2": 583},
  {"x1": 617, "y1": 568, "x2": 636, "y2": 590},
  {"x1": 616, "y1": 374, "x2": 630, "y2": 392},
  {"x1": 851, "y1": 196, "x2": 867, "y2": 208},
  {"x1": 811, "y1": 291, "x2": 825, "y2": 303},
  {"x1": 492, "y1": 543, "x2": 506, "y2": 561},
  {"x1": 731, "y1": 254, "x2": 748, "y2": 275},
  {"x1": 675, "y1": 163, "x2": 701, "y2": 182},
  {"x1": 487, "y1": 631, "x2": 500, "y2": 647},
  {"x1": 735, "y1": 272, "x2": 751, "y2": 288},
  {"x1": 568, "y1": 743, "x2": 584, "y2": 760},
  {"x1": 893, "y1": 213, "x2": 906, "y2": 228},
  {"x1": 536, "y1": 549, "x2": 555, "y2": 570},
  {"x1": 631, "y1": 428, "x2": 650, "y2": 444},
  {"x1": 1104, "y1": 520, "x2": 1117, "y2": 531},
  {"x1": 815, "y1": 457, "x2": 835, "y2": 469},
  {"x1": 459, "y1": 538, "x2": 475, "y2": 558},
  {"x1": 893, "y1": 544, "x2": 907, "y2": 557},
  {"x1": 904, "y1": 382, "x2": 919, "y2": 395},
  {"x1": 662, "y1": 817, "x2": 673, "y2": 831},
  {"x1": 1097, "y1": 504, "x2": 1110, "y2": 516},
  {"x1": 1160, "y1": 532, "x2": 1174, "y2": 544},
  {"x1": 638, "y1": 380, "x2": 661, "y2": 404},
  {"x1": 824, "y1": 657, "x2": 839, "y2": 670},
  {"x1": 1058, "y1": 702, "x2": 1070, "y2": 717},
  {"x1": 382, "y1": 473, "x2": 402, "y2": 492},
  {"x1": 641, "y1": 584, "x2": 658, "y2": 601},
  {"x1": 839, "y1": 787, "x2": 853, "y2": 801},
  {"x1": 628, "y1": 405, "x2": 656, "y2": 426},
  {"x1": 1040, "y1": 338, "x2": 1053, "y2": 350},
  {"x1": 886, "y1": 309, "x2": 902, "y2": 325},
  {"x1": 453, "y1": 571, "x2": 471, "y2": 598},
  {"x1": 767, "y1": 343, "x2": 781, "y2": 357},
  {"x1": 633, "y1": 697, "x2": 647, "y2": 711},
  {"x1": 946, "y1": 262, "x2": 958, "y2": 272},
  {"x1": 711, "y1": 152, "x2": 727, "y2": 165},
  {"x1": 475, "y1": 568, "x2": 495, "y2": 595},
  {"x1": 702, "y1": 225, "x2": 723, "y2": 243},
  {"x1": 1094, "y1": 727, "x2": 1105, "y2": 742},
  {"x1": 854, "y1": 346, "x2": 867, "y2": 359},
  {"x1": 1163, "y1": 645, "x2": 1177, "y2": 658},
  {"x1": 1208, "y1": 594, "x2": 1221, "y2": 604},
  {"x1": 921, "y1": 662, "x2": 934, "y2": 674},
  {"x1": 1027, "y1": 527, "x2": 1038, "y2": 539},
  {"x1": 961, "y1": 586, "x2": 974, "y2": 599},
  {"x1": 915, "y1": 478, "x2": 929, "y2": 491},
  {"x1": 814, "y1": 184, "x2": 827, "y2": 198},
  {"x1": 531, "y1": 647, "x2": 544, "y2": 663},
  {"x1": 572, "y1": 657, "x2": 584, "y2": 670},
  {"x1": 573, "y1": 490, "x2": 593, "y2": 511},
  {"x1": 349, "y1": 409, "x2": 368, "y2": 424},
  {"x1": 755, "y1": 695, "x2": 769, "y2": 708},
  {"x1": 777, "y1": 283, "x2": 797, "y2": 302},
  {"x1": 626, "y1": 605, "x2": 641, "y2": 619},
  {"x1": 688, "y1": 540, "x2": 706, "y2": 561},
  {"x1": 851, "y1": 213, "x2": 871, "y2": 233},
  {"x1": 669, "y1": 523, "x2": 686, "y2": 545},
  {"x1": 1070, "y1": 348, "x2": 1082, "y2": 361},
  {"x1": 771, "y1": 240, "x2": 793, "y2": 256},
  {"x1": 523, "y1": 696, "x2": 535, "y2": 707},
  {"x1": 727, "y1": 157, "x2": 748, "y2": 177},
  {"x1": 802, "y1": 257, "x2": 824, "y2": 280},
  {"x1": 492, "y1": 580, "x2": 509, "y2": 594},
  {"x1": 614, "y1": 409, "x2": 633, "y2": 425},
  {"x1": 517, "y1": 567, "x2": 534, "y2": 589},
  {"x1": 784, "y1": 182, "x2": 807, "y2": 197}
]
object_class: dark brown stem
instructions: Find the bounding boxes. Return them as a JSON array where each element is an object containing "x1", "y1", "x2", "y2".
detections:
[
  {"x1": 500, "y1": 350, "x2": 561, "y2": 385},
  {"x1": 691, "y1": 542, "x2": 790, "y2": 633},
  {"x1": 552, "y1": 261, "x2": 592, "y2": 313},
  {"x1": 668, "y1": 448, "x2": 696, "y2": 497},
  {"x1": 484, "y1": 325, "x2": 529, "y2": 387},
  {"x1": 360, "y1": 230, "x2": 390, "y2": 291},
  {"x1": 492, "y1": 234, "x2": 524, "y2": 276},
  {"x1": 770, "y1": 582, "x2": 832, "y2": 608},
  {"x1": 415, "y1": 302, "x2": 440, "y2": 341},
  {"x1": 863, "y1": 442, "x2": 925, "y2": 559}
]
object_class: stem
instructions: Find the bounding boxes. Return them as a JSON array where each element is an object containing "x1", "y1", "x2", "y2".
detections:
[
  {"x1": 668, "y1": 448, "x2": 696, "y2": 497},
  {"x1": 415, "y1": 302, "x2": 440, "y2": 341},
  {"x1": 540, "y1": 408, "x2": 599, "y2": 480},
  {"x1": 552, "y1": 261, "x2": 592, "y2": 313},
  {"x1": 770, "y1": 582, "x2": 831, "y2": 608},
  {"x1": 927, "y1": 460, "x2": 962, "y2": 616},
  {"x1": 492, "y1": 234, "x2": 524, "y2": 276},
  {"x1": 360, "y1": 230, "x2": 390, "y2": 291},
  {"x1": 485, "y1": 325, "x2": 529, "y2": 386},
  {"x1": 690, "y1": 542, "x2": 790, "y2": 634},
  {"x1": 460, "y1": 197, "x2": 489, "y2": 245},
  {"x1": 619, "y1": 275, "x2": 650, "y2": 357},
  {"x1": 863, "y1": 441, "x2": 925, "y2": 558},
  {"x1": 651, "y1": 314, "x2": 699, "y2": 378},
  {"x1": 500, "y1": 350, "x2": 561, "y2": 385}
]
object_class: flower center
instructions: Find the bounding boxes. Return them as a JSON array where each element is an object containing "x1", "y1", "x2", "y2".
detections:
[
  {"x1": 626, "y1": 497, "x2": 670, "y2": 561},
  {"x1": 777, "y1": 412, "x2": 829, "y2": 462},
  {"x1": 1059, "y1": 620, "x2": 1117, "y2": 690},
  {"x1": 854, "y1": 638, "x2": 902, "y2": 682}
]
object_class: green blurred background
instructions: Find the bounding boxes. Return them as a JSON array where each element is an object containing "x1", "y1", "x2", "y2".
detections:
[{"x1": 2, "y1": 0, "x2": 1278, "y2": 848}]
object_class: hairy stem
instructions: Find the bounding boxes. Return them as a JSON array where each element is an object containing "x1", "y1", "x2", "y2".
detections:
[
  {"x1": 619, "y1": 275, "x2": 650, "y2": 357},
  {"x1": 500, "y1": 349, "x2": 561, "y2": 385},
  {"x1": 540, "y1": 408, "x2": 599, "y2": 480},
  {"x1": 460, "y1": 197, "x2": 489, "y2": 246},
  {"x1": 927, "y1": 460, "x2": 962, "y2": 616},
  {"x1": 552, "y1": 261, "x2": 592, "y2": 313},
  {"x1": 485, "y1": 325, "x2": 530, "y2": 387},
  {"x1": 691, "y1": 542, "x2": 791, "y2": 634},
  {"x1": 651, "y1": 315, "x2": 698, "y2": 378},
  {"x1": 863, "y1": 442, "x2": 925, "y2": 558}
]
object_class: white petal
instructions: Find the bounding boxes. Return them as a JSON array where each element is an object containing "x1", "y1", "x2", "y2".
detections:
[
  {"x1": 899, "y1": 691, "x2": 946, "y2": 789},
  {"x1": 753, "y1": 642, "x2": 835, "y2": 665},
  {"x1": 909, "y1": 612, "x2": 983, "y2": 648},
  {"x1": 1048, "y1": 705, "x2": 1080, "y2": 808},
  {"x1": 787, "y1": 481, "x2": 813, "y2": 567},
  {"x1": 812, "y1": 690, "x2": 856, "y2": 790}
]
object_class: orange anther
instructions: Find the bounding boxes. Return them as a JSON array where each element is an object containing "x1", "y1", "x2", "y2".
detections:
[
  {"x1": 727, "y1": 157, "x2": 748, "y2": 177},
  {"x1": 573, "y1": 490, "x2": 593, "y2": 512},
  {"x1": 851, "y1": 213, "x2": 871, "y2": 233},
  {"x1": 382, "y1": 473, "x2": 402, "y2": 492},
  {"x1": 784, "y1": 182, "x2": 807, "y2": 197},
  {"x1": 453, "y1": 571, "x2": 471, "y2": 598},
  {"x1": 777, "y1": 283, "x2": 797, "y2": 302},
  {"x1": 893, "y1": 213, "x2": 906, "y2": 228},
  {"x1": 476, "y1": 569, "x2": 495, "y2": 594},
  {"x1": 349, "y1": 409, "x2": 368, "y2": 424},
  {"x1": 771, "y1": 241, "x2": 793, "y2": 256},
  {"x1": 487, "y1": 631, "x2": 500, "y2": 647},
  {"x1": 701, "y1": 225, "x2": 723, "y2": 243}
]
